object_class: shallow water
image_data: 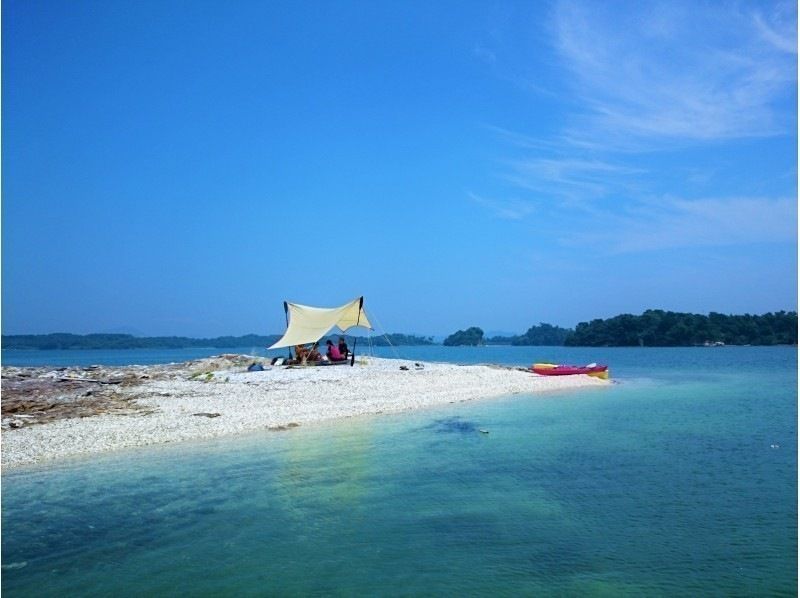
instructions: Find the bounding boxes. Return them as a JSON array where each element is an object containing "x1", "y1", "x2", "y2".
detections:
[{"x1": 2, "y1": 347, "x2": 796, "y2": 595}]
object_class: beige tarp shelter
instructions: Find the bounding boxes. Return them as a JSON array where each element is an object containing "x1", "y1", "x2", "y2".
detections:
[{"x1": 268, "y1": 297, "x2": 373, "y2": 350}]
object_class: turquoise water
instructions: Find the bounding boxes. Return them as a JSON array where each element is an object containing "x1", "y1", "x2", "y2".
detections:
[{"x1": 2, "y1": 347, "x2": 796, "y2": 595}]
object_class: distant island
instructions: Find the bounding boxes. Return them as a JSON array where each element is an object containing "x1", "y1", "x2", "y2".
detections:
[
  {"x1": 3, "y1": 310, "x2": 796, "y2": 350},
  {"x1": 2, "y1": 332, "x2": 435, "y2": 350},
  {"x1": 443, "y1": 327, "x2": 485, "y2": 346},
  {"x1": 562, "y1": 310, "x2": 797, "y2": 347},
  {"x1": 446, "y1": 310, "x2": 797, "y2": 347}
]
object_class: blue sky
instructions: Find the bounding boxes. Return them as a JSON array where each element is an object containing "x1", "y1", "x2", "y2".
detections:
[{"x1": 3, "y1": 0, "x2": 797, "y2": 337}]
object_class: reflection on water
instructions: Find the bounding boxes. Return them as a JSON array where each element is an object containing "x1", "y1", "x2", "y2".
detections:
[
  {"x1": 2, "y1": 347, "x2": 796, "y2": 595},
  {"x1": 275, "y1": 419, "x2": 375, "y2": 521}
]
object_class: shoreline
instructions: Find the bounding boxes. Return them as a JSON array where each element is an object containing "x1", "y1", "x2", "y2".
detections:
[{"x1": 1, "y1": 355, "x2": 608, "y2": 469}]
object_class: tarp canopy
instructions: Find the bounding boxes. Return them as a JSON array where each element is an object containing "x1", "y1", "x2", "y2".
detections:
[{"x1": 269, "y1": 297, "x2": 373, "y2": 349}]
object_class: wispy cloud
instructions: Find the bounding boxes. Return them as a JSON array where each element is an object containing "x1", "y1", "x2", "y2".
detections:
[
  {"x1": 468, "y1": 192, "x2": 536, "y2": 220},
  {"x1": 500, "y1": 157, "x2": 645, "y2": 206},
  {"x1": 553, "y1": 0, "x2": 797, "y2": 145},
  {"x1": 564, "y1": 196, "x2": 798, "y2": 254},
  {"x1": 753, "y1": 2, "x2": 798, "y2": 54},
  {"x1": 471, "y1": 0, "x2": 796, "y2": 258}
]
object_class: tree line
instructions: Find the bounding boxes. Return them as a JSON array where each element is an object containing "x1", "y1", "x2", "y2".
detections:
[
  {"x1": 444, "y1": 324, "x2": 573, "y2": 346},
  {"x1": 2, "y1": 332, "x2": 435, "y2": 350},
  {"x1": 365, "y1": 333, "x2": 435, "y2": 346},
  {"x1": 564, "y1": 310, "x2": 797, "y2": 347},
  {"x1": 3, "y1": 311, "x2": 796, "y2": 349},
  {"x1": 443, "y1": 327, "x2": 485, "y2": 346},
  {"x1": 442, "y1": 310, "x2": 797, "y2": 347},
  {"x1": 1, "y1": 333, "x2": 283, "y2": 350}
]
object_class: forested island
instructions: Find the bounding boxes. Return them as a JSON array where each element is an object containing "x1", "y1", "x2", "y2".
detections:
[
  {"x1": 2, "y1": 332, "x2": 435, "y2": 350},
  {"x1": 445, "y1": 310, "x2": 797, "y2": 347},
  {"x1": 443, "y1": 327, "x2": 485, "y2": 346},
  {"x1": 444, "y1": 323, "x2": 574, "y2": 346},
  {"x1": 564, "y1": 310, "x2": 797, "y2": 347}
]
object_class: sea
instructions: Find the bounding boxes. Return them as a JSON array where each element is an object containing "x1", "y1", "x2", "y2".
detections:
[{"x1": 2, "y1": 345, "x2": 797, "y2": 596}]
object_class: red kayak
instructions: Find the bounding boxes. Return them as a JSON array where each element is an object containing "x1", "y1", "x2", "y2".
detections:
[{"x1": 531, "y1": 363, "x2": 609, "y2": 379}]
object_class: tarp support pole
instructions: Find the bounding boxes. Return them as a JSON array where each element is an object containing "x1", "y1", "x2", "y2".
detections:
[
  {"x1": 350, "y1": 296, "x2": 364, "y2": 366},
  {"x1": 283, "y1": 301, "x2": 292, "y2": 359}
]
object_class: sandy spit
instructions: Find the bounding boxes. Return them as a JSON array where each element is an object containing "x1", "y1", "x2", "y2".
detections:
[{"x1": 1, "y1": 355, "x2": 608, "y2": 469}]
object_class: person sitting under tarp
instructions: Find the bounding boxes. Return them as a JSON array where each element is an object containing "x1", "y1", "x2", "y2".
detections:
[
  {"x1": 288, "y1": 342, "x2": 323, "y2": 365},
  {"x1": 326, "y1": 339, "x2": 347, "y2": 362},
  {"x1": 294, "y1": 344, "x2": 310, "y2": 363},
  {"x1": 338, "y1": 336, "x2": 350, "y2": 359},
  {"x1": 308, "y1": 342, "x2": 321, "y2": 361}
]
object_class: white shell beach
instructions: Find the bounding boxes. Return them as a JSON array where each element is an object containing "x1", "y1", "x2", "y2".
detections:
[{"x1": 1, "y1": 355, "x2": 607, "y2": 469}]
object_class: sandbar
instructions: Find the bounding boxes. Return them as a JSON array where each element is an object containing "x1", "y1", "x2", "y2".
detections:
[{"x1": 1, "y1": 354, "x2": 608, "y2": 469}]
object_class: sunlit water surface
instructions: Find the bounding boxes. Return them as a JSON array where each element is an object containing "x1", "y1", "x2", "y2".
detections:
[{"x1": 2, "y1": 346, "x2": 796, "y2": 595}]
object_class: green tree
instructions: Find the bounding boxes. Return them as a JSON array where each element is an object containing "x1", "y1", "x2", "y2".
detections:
[{"x1": 443, "y1": 327, "x2": 485, "y2": 346}]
